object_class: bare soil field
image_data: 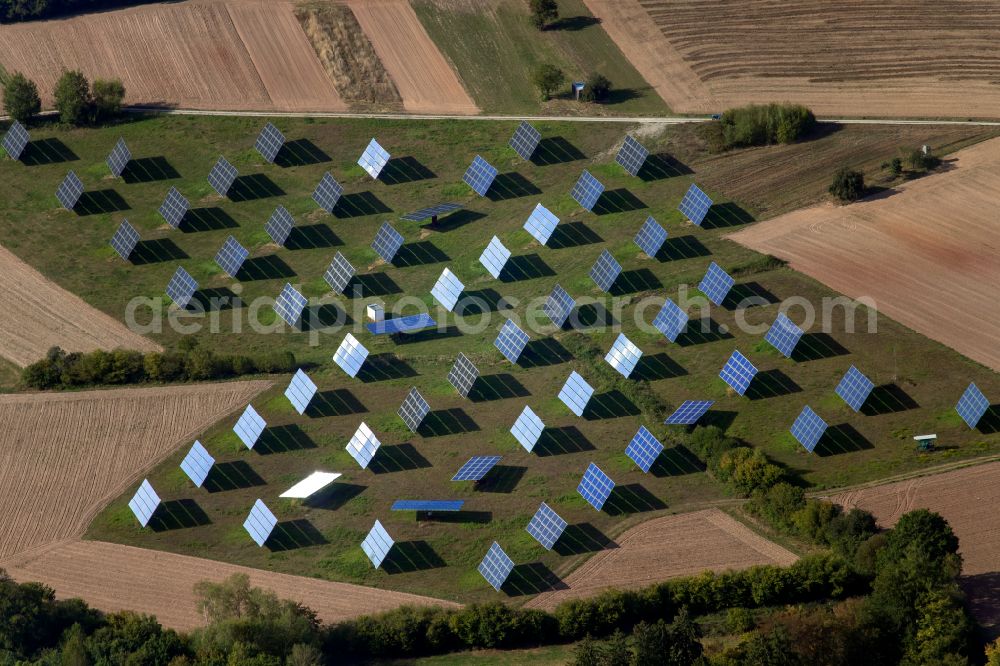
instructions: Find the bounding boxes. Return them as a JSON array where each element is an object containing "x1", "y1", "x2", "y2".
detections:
[
  {"x1": 2, "y1": 540, "x2": 458, "y2": 631},
  {"x1": 0, "y1": 243, "x2": 161, "y2": 367},
  {"x1": 525, "y1": 509, "x2": 797, "y2": 610},
  {"x1": 585, "y1": 0, "x2": 1000, "y2": 118},
  {"x1": 729, "y1": 137, "x2": 1000, "y2": 372}
]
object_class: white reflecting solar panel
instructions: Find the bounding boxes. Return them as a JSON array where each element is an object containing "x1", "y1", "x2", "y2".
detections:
[
  {"x1": 523, "y1": 203, "x2": 559, "y2": 245},
  {"x1": 274, "y1": 283, "x2": 307, "y2": 327},
  {"x1": 2, "y1": 121, "x2": 29, "y2": 160},
  {"x1": 765, "y1": 313, "x2": 804, "y2": 358},
  {"x1": 452, "y1": 455, "x2": 502, "y2": 481},
  {"x1": 285, "y1": 369, "x2": 318, "y2": 415},
  {"x1": 616, "y1": 135, "x2": 649, "y2": 176},
  {"x1": 699, "y1": 262, "x2": 735, "y2": 306},
  {"x1": 361, "y1": 520, "x2": 395, "y2": 568},
  {"x1": 372, "y1": 222, "x2": 404, "y2": 263},
  {"x1": 358, "y1": 138, "x2": 390, "y2": 179},
  {"x1": 653, "y1": 298, "x2": 689, "y2": 343},
  {"x1": 511, "y1": 405, "x2": 545, "y2": 452},
  {"x1": 544, "y1": 284, "x2": 575, "y2": 328},
  {"x1": 791, "y1": 405, "x2": 828, "y2": 453},
  {"x1": 605, "y1": 334, "x2": 642, "y2": 378},
  {"x1": 234, "y1": 404, "x2": 267, "y2": 449},
  {"x1": 313, "y1": 172, "x2": 344, "y2": 212},
  {"x1": 333, "y1": 333, "x2": 369, "y2": 378},
  {"x1": 280, "y1": 471, "x2": 341, "y2": 499},
  {"x1": 664, "y1": 400, "x2": 715, "y2": 425},
  {"x1": 678, "y1": 183, "x2": 713, "y2": 226},
  {"x1": 478, "y1": 542, "x2": 514, "y2": 591},
  {"x1": 398, "y1": 388, "x2": 430, "y2": 432},
  {"x1": 159, "y1": 187, "x2": 189, "y2": 228},
  {"x1": 494, "y1": 319, "x2": 529, "y2": 363},
  {"x1": 215, "y1": 235, "x2": 249, "y2": 277},
  {"x1": 590, "y1": 250, "x2": 622, "y2": 292},
  {"x1": 525, "y1": 502, "x2": 567, "y2": 550},
  {"x1": 346, "y1": 422, "x2": 381, "y2": 469},
  {"x1": 106, "y1": 137, "x2": 131, "y2": 177},
  {"x1": 208, "y1": 156, "x2": 238, "y2": 197},
  {"x1": 956, "y1": 382, "x2": 990, "y2": 429},
  {"x1": 510, "y1": 120, "x2": 542, "y2": 160},
  {"x1": 109, "y1": 219, "x2": 140, "y2": 261},
  {"x1": 165, "y1": 266, "x2": 198, "y2": 309},
  {"x1": 255, "y1": 123, "x2": 285, "y2": 163},
  {"x1": 720, "y1": 350, "x2": 758, "y2": 396},
  {"x1": 324, "y1": 252, "x2": 356, "y2": 294},
  {"x1": 479, "y1": 236, "x2": 511, "y2": 279},
  {"x1": 634, "y1": 216, "x2": 667, "y2": 257},
  {"x1": 835, "y1": 366, "x2": 875, "y2": 412},
  {"x1": 626, "y1": 426, "x2": 664, "y2": 473},
  {"x1": 578, "y1": 463, "x2": 615, "y2": 511},
  {"x1": 431, "y1": 268, "x2": 465, "y2": 312},
  {"x1": 448, "y1": 353, "x2": 479, "y2": 398},
  {"x1": 244, "y1": 499, "x2": 277, "y2": 547},
  {"x1": 180, "y1": 440, "x2": 215, "y2": 488},
  {"x1": 266, "y1": 206, "x2": 294, "y2": 246},
  {"x1": 128, "y1": 479, "x2": 161, "y2": 527},
  {"x1": 559, "y1": 371, "x2": 594, "y2": 417},
  {"x1": 571, "y1": 170, "x2": 605, "y2": 211},
  {"x1": 463, "y1": 155, "x2": 498, "y2": 196},
  {"x1": 55, "y1": 171, "x2": 84, "y2": 210}
]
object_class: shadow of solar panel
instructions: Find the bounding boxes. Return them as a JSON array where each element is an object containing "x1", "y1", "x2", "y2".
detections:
[
  {"x1": 605, "y1": 334, "x2": 642, "y2": 378},
  {"x1": 2, "y1": 121, "x2": 29, "y2": 160},
  {"x1": 431, "y1": 268, "x2": 465, "y2": 311},
  {"x1": 578, "y1": 462, "x2": 615, "y2": 511},
  {"x1": 392, "y1": 500, "x2": 465, "y2": 512},
  {"x1": 346, "y1": 422, "x2": 381, "y2": 469},
  {"x1": 265, "y1": 206, "x2": 294, "y2": 246},
  {"x1": 106, "y1": 137, "x2": 131, "y2": 177},
  {"x1": 453, "y1": 455, "x2": 502, "y2": 481},
  {"x1": 765, "y1": 313, "x2": 804, "y2": 358},
  {"x1": 626, "y1": 426, "x2": 664, "y2": 472},
  {"x1": 571, "y1": 170, "x2": 605, "y2": 211},
  {"x1": 399, "y1": 388, "x2": 430, "y2": 432},
  {"x1": 526, "y1": 502, "x2": 567, "y2": 550},
  {"x1": 180, "y1": 440, "x2": 215, "y2": 488},
  {"x1": 333, "y1": 333, "x2": 369, "y2": 378},
  {"x1": 479, "y1": 236, "x2": 511, "y2": 279},
  {"x1": 479, "y1": 542, "x2": 514, "y2": 591},
  {"x1": 159, "y1": 187, "x2": 189, "y2": 228},
  {"x1": 791, "y1": 405, "x2": 828, "y2": 453},
  {"x1": 678, "y1": 183, "x2": 713, "y2": 226},
  {"x1": 234, "y1": 404, "x2": 266, "y2": 449},
  {"x1": 494, "y1": 319, "x2": 529, "y2": 363},
  {"x1": 511, "y1": 405, "x2": 545, "y2": 452},
  {"x1": 208, "y1": 156, "x2": 238, "y2": 196},
  {"x1": 664, "y1": 400, "x2": 714, "y2": 425},
  {"x1": 324, "y1": 252, "x2": 356, "y2": 294},
  {"x1": 312, "y1": 172, "x2": 344, "y2": 212},
  {"x1": 720, "y1": 350, "x2": 758, "y2": 395},
  {"x1": 634, "y1": 216, "x2": 668, "y2": 257},
  {"x1": 523, "y1": 203, "x2": 559, "y2": 246},
  {"x1": 448, "y1": 353, "x2": 479, "y2": 398},
  {"x1": 255, "y1": 123, "x2": 285, "y2": 163},
  {"x1": 372, "y1": 221, "x2": 404, "y2": 262},
  {"x1": 367, "y1": 313, "x2": 435, "y2": 335},
  {"x1": 510, "y1": 120, "x2": 542, "y2": 160},
  {"x1": 244, "y1": 499, "x2": 277, "y2": 547},
  {"x1": 836, "y1": 366, "x2": 875, "y2": 412},
  {"x1": 559, "y1": 371, "x2": 594, "y2": 417},
  {"x1": 128, "y1": 479, "x2": 161, "y2": 527},
  {"x1": 463, "y1": 155, "x2": 498, "y2": 196},
  {"x1": 543, "y1": 285, "x2": 575, "y2": 328},
  {"x1": 285, "y1": 369, "x2": 317, "y2": 415},
  {"x1": 274, "y1": 283, "x2": 307, "y2": 327},
  {"x1": 165, "y1": 266, "x2": 198, "y2": 309},
  {"x1": 956, "y1": 382, "x2": 990, "y2": 428},
  {"x1": 616, "y1": 135, "x2": 650, "y2": 177},
  {"x1": 359, "y1": 138, "x2": 390, "y2": 179},
  {"x1": 401, "y1": 202, "x2": 462, "y2": 222},
  {"x1": 590, "y1": 250, "x2": 622, "y2": 292},
  {"x1": 361, "y1": 519, "x2": 395, "y2": 567},
  {"x1": 653, "y1": 298, "x2": 689, "y2": 343},
  {"x1": 215, "y1": 235, "x2": 249, "y2": 277},
  {"x1": 698, "y1": 262, "x2": 735, "y2": 306},
  {"x1": 55, "y1": 171, "x2": 84, "y2": 210},
  {"x1": 109, "y1": 219, "x2": 140, "y2": 261}
]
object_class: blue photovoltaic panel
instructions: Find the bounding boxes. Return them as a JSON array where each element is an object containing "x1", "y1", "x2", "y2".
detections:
[
  {"x1": 559, "y1": 371, "x2": 594, "y2": 417},
  {"x1": 479, "y1": 236, "x2": 511, "y2": 279},
  {"x1": 626, "y1": 426, "x2": 664, "y2": 473},
  {"x1": 678, "y1": 183, "x2": 713, "y2": 226},
  {"x1": 494, "y1": 319, "x2": 529, "y2": 363},
  {"x1": 699, "y1": 262, "x2": 735, "y2": 306},
  {"x1": 401, "y1": 203, "x2": 462, "y2": 222},
  {"x1": 578, "y1": 463, "x2": 615, "y2": 511},
  {"x1": 285, "y1": 369, "x2": 317, "y2": 415},
  {"x1": 448, "y1": 353, "x2": 479, "y2": 398},
  {"x1": 361, "y1": 520, "x2": 395, "y2": 568},
  {"x1": 265, "y1": 206, "x2": 294, "y2": 246},
  {"x1": 398, "y1": 388, "x2": 430, "y2": 432},
  {"x1": 255, "y1": 123, "x2": 285, "y2": 163},
  {"x1": 358, "y1": 138, "x2": 390, "y2": 179},
  {"x1": 2, "y1": 121, "x2": 29, "y2": 160},
  {"x1": 106, "y1": 137, "x2": 131, "y2": 177},
  {"x1": 333, "y1": 333, "x2": 369, "y2": 378},
  {"x1": 166, "y1": 267, "x2": 198, "y2": 309},
  {"x1": 452, "y1": 455, "x2": 502, "y2": 481},
  {"x1": 431, "y1": 268, "x2": 464, "y2": 311},
  {"x1": 791, "y1": 405, "x2": 828, "y2": 453},
  {"x1": 616, "y1": 135, "x2": 650, "y2": 176},
  {"x1": 391, "y1": 500, "x2": 465, "y2": 512},
  {"x1": 605, "y1": 333, "x2": 642, "y2": 378},
  {"x1": 478, "y1": 542, "x2": 514, "y2": 591},
  {"x1": 372, "y1": 222, "x2": 404, "y2": 263},
  {"x1": 523, "y1": 203, "x2": 559, "y2": 245},
  {"x1": 233, "y1": 404, "x2": 266, "y2": 449},
  {"x1": 159, "y1": 187, "x2": 189, "y2": 228},
  {"x1": 664, "y1": 400, "x2": 715, "y2": 425},
  {"x1": 215, "y1": 235, "x2": 249, "y2": 277},
  {"x1": 207, "y1": 156, "x2": 238, "y2": 197},
  {"x1": 509, "y1": 120, "x2": 541, "y2": 160},
  {"x1": 180, "y1": 440, "x2": 215, "y2": 488},
  {"x1": 463, "y1": 155, "x2": 498, "y2": 196},
  {"x1": 109, "y1": 219, "x2": 140, "y2": 261},
  {"x1": 274, "y1": 283, "x2": 307, "y2": 327},
  {"x1": 634, "y1": 216, "x2": 667, "y2": 257},
  {"x1": 511, "y1": 405, "x2": 545, "y2": 452},
  {"x1": 652, "y1": 299, "x2": 689, "y2": 343},
  {"x1": 323, "y1": 252, "x2": 356, "y2": 294},
  {"x1": 367, "y1": 313, "x2": 436, "y2": 335},
  {"x1": 55, "y1": 171, "x2": 84, "y2": 210},
  {"x1": 765, "y1": 313, "x2": 804, "y2": 358},
  {"x1": 128, "y1": 479, "x2": 161, "y2": 527},
  {"x1": 720, "y1": 350, "x2": 758, "y2": 396},
  {"x1": 956, "y1": 382, "x2": 990, "y2": 429},
  {"x1": 244, "y1": 499, "x2": 277, "y2": 547},
  {"x1": 346, "y1": 422, "x2": 381, "y2": 469},
  {"x1": 835, "y1": 366, "x2": 875, "y2": 412},
  {"x1": 571, "y1": 170, "x2": 605, "y2": 211},
  {"x1": 544, "y1": 284, "x2": 575, "y2": 328},
  {"x1": 312, "y1": 172, "x2": 344, "y2": 212},
  {"x1": 526, "y1": 502, "x2": 567, "y2": 550},
  {"x1": 590, "y1": 250, "x2": 622, "y2": 292}
]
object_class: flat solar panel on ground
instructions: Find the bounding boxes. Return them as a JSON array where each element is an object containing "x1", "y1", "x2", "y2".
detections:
[
  {"x1": 571, "y1": 170, "x2": 605, "y2": 211},
  {"x1": 463, "y1": 155, "x2": 498, "y2": 196},
  {"x1": 616, "y1": 135, "x2": 650, "y2": 176},
  {"x1": 346, "y1": 422, "x2": 381, "y2": 469},
  {"x1": 312, "y1": 172, "x2": 344, "y2": 212},
  {"x1": 626, "y1": 426, "x2": 664, "y2": 473},
  {"x1": 208, "y1": 156, "x2": 238, "y2": 197},
  {"x1": 372, "y1": 222, "x2": 404, "y2": 263},
  {"x1": 590, "y1": 250, "x2": 622, "y2": 292},
  {"x1": 634, "y1": 216, "x2": 668, "y2": 257},
  {"x1": 367, "y1": 313, "x2": 436, "y2": 335},
  {"x1": 765, "y1": 313, "x2": 805, "y2": 358},
  {"x1": 523, "y1": 203, "x2": 559, "y2": 245},
  {"x1": 2, "y1": 121, "x2": 28, "y2": 161},
  {"x1": 510, "y1": 120, "x2": 542, "y2": 160},
  {"x1": 479, "y1": 542, "x2": 515, "y2": 591},
  {"x1": 699, "y1": 262, "x2": 735, "y2": 306},
  {"x1": 106, "y1": 137, "x2": 131, "y2": 177},
  {"x1": 678, "y1": 183, "x2": 713, "y2": 226},
  {"x1": 215, "y1": 235, "x2": 249, "y2": 277},
  {"x1": 431, "y1": 268, "x2": 465, "y2": 312},
  {"x1": 55, "y1": 171, "x2": 84, "y2": 210},
  {"x1": 544, "y1": 284, "x2": 575, "y2": 328},
  {"x1": 791, "y1": 405, "x2": 828, "y2": 453},
  {"x1": 285, "y1": 369, "x2": 317, "y2": 415},
  {"x1": 605, "y1": 334, "x2": 642, "y2": 378},
  {"x1": 244, "y1": 499, "x2": 277, "y2": 547},
  {"x1": 653, "y1": 298, "x2": 689, "y2": 343},
  {"x1": 720, "y1": 350, "x2": 758, "y2": 396},
  {"x1": 494, "y1": 319, "x2": 529, "y2": 363},
  {"x1": 234, "y1": 404, "x2": 266, "y2": 449},
  {"x1": 559, "y1": 371, "x2": 594, "y2": 417},
  {"x1": 358, "y1": 138, "x2": 390, "y2": 179},
  {"x1": 526, "y1": 502, "x2": 567, "y2": 550},
  {"x1": 255, "y1": 122, "x2": 285, "y2": 163},
  {"x1": 480, "y1": 236, "x2": 511, "y2": 279},
  {"x1": 665, "y1": 400, "x2": 715, "y2": 425},
  {"x1": 265, "y1": 206, "x2": 294, "y2": 246},
  {"x1": 324, "y1": 252, "x2": 356, "y2": 294},
  {"x1": 128, "y1": 479, "x2": 161, "y2": 527},
  {"x1": 361, "y1": 520, "x2": 395, "y2": 568},
  {"x1": 109, "y1": 219, "x2": 140, "y2": 261},
  {"x1": 391, "y1": 500, "x2": 465, "y2": 512},
  {"x1": 836, "y1": 366, "x2": 875, "y2": 412},
  {"x1": 401, "y1": 203, "x2": 463, "y2": 222},
  {"x1": 448, "y1": 353, "x2": 479, "y2": 398},
  {"x1": 578, "y1": 463, "x2": 615, "y2": 511},
  {"x1": 274, "y1": 283, "x2": 307, "y2": 327},
  {"x1": 280, "y1": 471, "x2": 341, "y2": 499},
  {"x1": 511, "y1": 405, "x2": 545, "y2": 452},
  {"x1": 333, "y1": 333, "x2": 369, "y2": 378},
  {"x1": 165, "y1": 267, "x2": 198, "y2": 309},
  {"x1": 180, "y1": 440, "x2": 215, "y2": 488},
  {"x1": 159, "y1": 187, "x2": 189, "y2": 228},
  {"x1": 956, "y1": 382, "x2": 990, "y2": 429},
  {"x1": 398, "y1": 388, "x2": 430, "y2": 433},
  {"x1": 453, "y1": 455, "x2": 502, "y2": 481}
]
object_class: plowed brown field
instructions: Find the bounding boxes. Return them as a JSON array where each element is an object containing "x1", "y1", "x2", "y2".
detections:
[{"x1": 525, "y1": 509, "x2": 797, "y2": 610}]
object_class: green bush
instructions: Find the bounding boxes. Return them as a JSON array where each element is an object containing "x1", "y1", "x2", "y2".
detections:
[
  {"x1": 718, "y1": 103, "x2": 816, "y2": 149},
  {"x1": 687, "y1": 426, "x2": 739, "y2": 467},
  {"x1": 528, "y1": 0, "x2": 558, "y2": 30},
  {"x1": 532, "y1": 63, "x2": 565, "y2": 101},
  {"x1": 53, "y1": 69, "x2": 91, "y2": 126},
  {"x1": 726, "y1": 607, "x2": 756, "y2": 634},
  {"x1": 0, "y1": 1, "x2": 162, "y2": 23},
  {"x1": 747, "y1": 482, "x2": 806, "y2": 532},
  {"x1": 582, "y1": 73, "x2": 611, "y2": 102},
  {"x1": 92, "y1": 77, "x2": 126, "y2": 121},
  {"x1": 2, "y1": 72, "x2": 41, "y2": 124},
  {"x1": 829, "y1": 167, "x2": 865, "y2": 202},
  {"x1": 716, "y1": 447, "x2": 785, "y2": 495}
]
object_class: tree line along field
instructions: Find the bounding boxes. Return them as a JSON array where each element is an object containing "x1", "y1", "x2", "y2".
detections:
[{"x1": 0, "y1": 114, "x2": 996, "y2": 603}]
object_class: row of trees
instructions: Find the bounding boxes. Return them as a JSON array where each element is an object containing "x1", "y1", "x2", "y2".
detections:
[
  {"x1": 0, "y1": 0, "x2": 156, "y2": 23},
  {"x1": 3, "y1": 70, "x2": 124, "y2": 126}
]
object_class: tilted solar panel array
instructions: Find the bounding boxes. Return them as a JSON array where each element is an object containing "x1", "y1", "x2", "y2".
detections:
[
  {"x1": 478, "y1": 542, "x2": 514, "y2": 591},
  {"x1": 255, "y1": 123, "x2": 285, "y2": 163},
  {"x1": 653, "y1": 298, "x2": 689, "y2": 342},
  {"x1": 109, "y1": 219, "x2": 140, "y2": 261},
  {"x1": 274, "y1": 283, "x2": 308, "y2": 327},
  {"x1": 616, "y1": 135, "x2": 649, "y2": 176},
  {"x1": 678, "y1": 183, "x2": 713, "y2": 226},
  {"x1": 790, "y1": 405, "x2": 828, "y2": 453},
  {"x1": 312, "y1": 172, "x2": 344, "y2": 212},
  {"x1": 509, "y1": 120, "x2": 541, "y2": 160},
  {"x1": 765, "y1": 313, "x2": 805, "y2": 358},
  {"x1": 215, "y1": 235, "x2": 249, "y2": 277},
  {"x1": 524, "y1": 203, "x2": 559, "y2": 245},
  {"x1": 55, "y1": 171, "x2": 84, "y2": 210},
  {"x1": 401, "y1": 202, "x2": 462, "y2": 222},
  {"x1": 233, "y1": 404, "x2": 267, "y2": 449},
  {"x1": 358, "y1": 138, "x2": 391, "y2": 179},
  {"x1": 625, "y1": 426, "x2": 664, "y2": 473},
  {"x1": 106, "y1": 137, "x2": 132, "y2": 177},
  {"x1": 346, "y1": 422, "x2": 381, "y2": 469},
  {"x1": 494, "y1": 319, "x2": 530, "y2": 363},
  {"x1": 166, "y1": 266, "x2": 198, "y2": 309},
  {"x1": 448, "y1": 353, "x2": 479, "y2": 398},
  {"x1": 605, "y1": 333, "x2": 642, "y2": 378},
  {"x1": 479, "y1": 236, "x2": 511, "y2": 279},
  {"x1": 720, "y1": 350, "x2": 758, "y2": 396},
  {"x1": 664, "y1": 400, "x2": 714, "y2": 425},
  {"x1": 431, "y1": 268, "x2": 465, "y2": 312},
  {"x1": 333, "y1": 333, "x2": 369, "y2": 378},
  {"x1": 543, "y1": 284, "x2": 575, "y2": 328},
  {"x1": 463, "y1": 155, "x2": 498, "y2": 196},
  {"x1": 699, "y1": 262, "x2": 735, "y2": 306},
  {"x1": 634, "y1": 216, "x2": 667, "y2": 257},
  {"x1": 836, "y1": 366, "x2": 875, "y2": 412},
  {"x1": 265, "y1": 206, "x2": 295, "y2": 246},
  {"x1": 559, "y1": 371, "x2": 594, "y2": 417},
  {"x1": 361, "y1": 520, "x2": 395, "y2": 568},
  {"x1": 578, "y1": 463, "x2": 615, "y2": 511},
  {"x1": 324, "y1": 252, "x2": 356, "y2": 294},
  {"x1": 570, "y1": 170, "x2": 604, "y2": 211},
  {"x1": 956, "y1": 382, "x2": 990, "y2": 429},
  {"x1": 372, "y1": 222, "x2": 404, "y2": 263},
  {"x1": 128, "y1": 479, "x2": 161, "y2": 527},
  {"x1": 159, "y1": 187, "x2": 189, "y2": 228},
  {"x1": 525, "y1": 502, "x2": 567, "y2": 550},
  {"x1": 207, "y1": 156, "x2": 238, "y2": 196},
  {"x1": 590, "y1": 250, "x2": 622, "y2": 292},
  {"x1": 2, "y1": 121, "x2": 29, "y2": 160},
  {"x1": 511, "y1": 405, "x2": 545, "y2": 452},
  {"x1": 398, "y1": 388, "x2": 430, "y2": 432},
  {"x1": 452, "y1": 455, "x2": 502, "y2": 481},
  {"x1": 180, "y1": 440, "x2": 215, "y2": 488},
  {"x1": 244, "y1": 499, "x2": 278, "y2": 547},
  {"x1": 285, "y1": 369, "x2": 318, "y2": 415}
]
